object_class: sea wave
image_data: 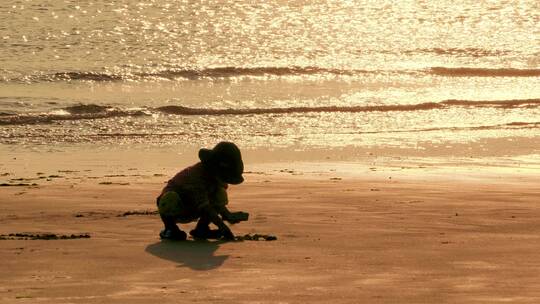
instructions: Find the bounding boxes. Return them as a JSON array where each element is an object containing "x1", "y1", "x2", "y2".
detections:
[
  {"x1": 441, "y1": 98, "x2": 540, "y2": 108},
  {"x1": 2, "y1": 65, "x2": 539, "y2": 83},
  {"x1": 0, "y1": 98, "x2": 538, "y2": 126},
  {"x1": 411, "y1": 48, "x2": 512, "y2": 57},
  {"x1": 429, "y1": 67, "x2": 540, "y2": 77},
  {"x1": 156, "y1": 99, "x2": 540, "y2": 115},
  {"x1": 155, "y1": 102, "x2": 446, "y2": 115},
  {"x1": 1, "y1": 66, "x2": 370, "y2": 83},
  {"x1": 0, "y1": 106, "x2": 149, "y2": 125}
]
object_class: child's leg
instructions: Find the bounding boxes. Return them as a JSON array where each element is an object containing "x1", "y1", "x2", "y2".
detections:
[
  {"x1": 157, "y1": 192, "x2": 187, "y2": 240},
  {"x1": 194, "y1": 214, "x2": 211, "y2": 230},
  {"x1": 160, "y1": 213, "x2": 180, "y2": 231},
  {"x1": 189, "y1": 186, "x2": 229, "y2": 239},
  {"x1": 159, "y1": 214, "x2": 187, "y2": 240},
  {"x1": 190, "y1": 214, "x2": 223, "y2": 239}
]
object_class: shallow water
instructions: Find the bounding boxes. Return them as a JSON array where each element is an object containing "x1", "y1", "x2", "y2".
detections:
[{"x1": 0, "y1": 1, "x2": 539, "y2": 152}]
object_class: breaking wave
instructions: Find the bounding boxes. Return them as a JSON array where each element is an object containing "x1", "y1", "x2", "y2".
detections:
[
  {"x1": 430, "y1": 67, "x2": 540, "y2": 77},
  {"x1": 155, "y1": 102, "x2": 444, "y2": 115},
  {"x1": 2, "y1": 66, "x2": 371, "y2": 83},
  {"x1": 3, "y1": 65, "x2": 539, "y2": 83},
  {"x1": 0, "y1": 105, "x2": 149, "y2": 125},
  {"x1": 441, "y1": 98, "x2": 540, "y2": 108},
  {"x1": 156, "y1": 98, "x2": 540, "y2": 115},
  {"x1": 410, "y1": 48, "x2": 512, "y2": 57},
  {"x1": 0, "y1": 98, "x2": 539, "y2": 126}
]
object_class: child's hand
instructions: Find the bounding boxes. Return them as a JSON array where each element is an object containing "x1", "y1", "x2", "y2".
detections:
[
  {"x1": 225, "y1": 211, "x2": 249, "y2": 224},
  {"x1": 219, "y1": 225, "x2": 235, "y2": 240}
]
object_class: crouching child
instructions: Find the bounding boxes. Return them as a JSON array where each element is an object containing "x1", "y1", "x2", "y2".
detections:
[{"x1": 156, "y1": 142, "x2": 249, "y2": 241}]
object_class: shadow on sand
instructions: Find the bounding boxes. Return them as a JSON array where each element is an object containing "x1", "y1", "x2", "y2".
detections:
[{"x1": 145, "y1": 240, "x2": 228, "y2": 270}]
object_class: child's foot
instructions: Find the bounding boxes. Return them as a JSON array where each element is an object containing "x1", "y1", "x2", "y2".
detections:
[
  {"x1": 159, "y1": 228, "x2": 187, "y2": 241},
  {"x1": 189, "y1": 227, "x2": 223, "y2": 240}
]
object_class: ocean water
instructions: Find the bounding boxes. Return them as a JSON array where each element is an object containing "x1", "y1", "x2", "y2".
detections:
[{"x1": 0, "y1": 1, "x2": 539, "y2": 153}]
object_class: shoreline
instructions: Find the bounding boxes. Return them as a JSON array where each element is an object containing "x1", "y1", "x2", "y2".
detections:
[{"x1": 1, "y1": 135, "x2": 539, "y2": 180}]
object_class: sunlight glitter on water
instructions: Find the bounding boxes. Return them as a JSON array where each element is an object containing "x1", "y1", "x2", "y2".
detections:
[
  {"x1": 0, "y1": 0, "x2": 538, "y2": 154},
  {"x1": 1, "y1": 1, "x2": 537, "y2": 73}
]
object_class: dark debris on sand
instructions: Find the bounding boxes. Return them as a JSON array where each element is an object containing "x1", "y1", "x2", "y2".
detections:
[
  {"x1": 0, "y1": 233, "x2": 91, "y2": 240},
  {"x1": 235, "y1": 234, "x2": 277, "y2": 241},
  {"x1": 73, "y1": 210, "x2": 158, "y2": 218},
  {"x1": 99, "y1": 181, "x2": 130, "y2": 185},
  {"x1": 0, "y1": 183, "x2": 38, "y2": 187},
  {"x1": 117, "y1": 210, "x2": 158, "y2": 217}
]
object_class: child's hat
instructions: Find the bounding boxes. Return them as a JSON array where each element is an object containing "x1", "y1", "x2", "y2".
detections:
[{"x1": 199, "y1": 141, "x2": 244, "y2": 184}]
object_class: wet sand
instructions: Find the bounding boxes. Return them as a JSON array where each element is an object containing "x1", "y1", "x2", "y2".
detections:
[{"x1": 1, "y1": 164, "x2": 539, "y2": 303}]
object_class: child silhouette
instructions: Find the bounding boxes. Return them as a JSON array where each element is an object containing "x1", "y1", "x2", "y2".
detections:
[{"x1": 156, "y1": 142, "x2": 249, "y2": 241}]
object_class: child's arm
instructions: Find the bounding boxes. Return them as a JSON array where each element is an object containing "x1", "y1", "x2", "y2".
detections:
[
  {"x1": 216, "y1": 205, "x2": 232, "y2": 220},
  {"x1": 218, "y1": 205, "x2": 249, "y2": 224},
  {"x1": 200, "y1": 204, "x2": 235, "y2": 240},
  {"x1": 213, "y1": 188, "x2": 249, "y2": 224}
]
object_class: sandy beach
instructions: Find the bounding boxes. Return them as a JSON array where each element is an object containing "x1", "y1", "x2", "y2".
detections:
[{"x1": 1, "y1": 159, "x2": 539, "y2": 303}]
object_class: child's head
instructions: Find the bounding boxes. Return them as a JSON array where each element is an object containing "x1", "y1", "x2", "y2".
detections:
[{"x1": 199, "y1": 141, "x2": 244, "y2": 185}]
